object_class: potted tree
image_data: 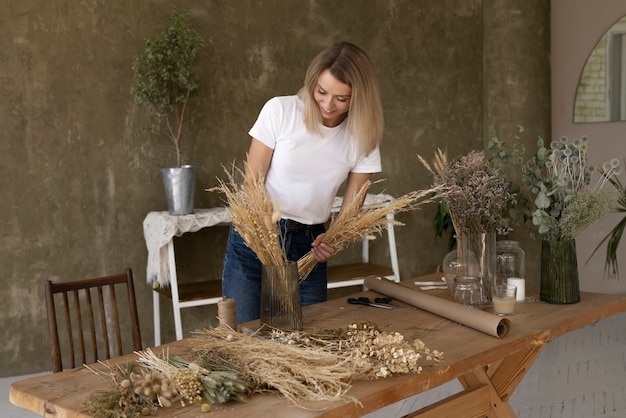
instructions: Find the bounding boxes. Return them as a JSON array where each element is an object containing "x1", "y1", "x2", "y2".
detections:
[{"x1": 131, "y1": 8, "x2": 207, "y2": 215}]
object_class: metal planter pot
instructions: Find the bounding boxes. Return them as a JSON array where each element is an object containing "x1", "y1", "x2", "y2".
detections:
[{"x1": 160, "y1": 165, "x2": 197, "y2": 216}]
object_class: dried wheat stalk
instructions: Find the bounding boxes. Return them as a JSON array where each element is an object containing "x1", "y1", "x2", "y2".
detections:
[
  {"x1": 210, "y1": 164, "x2": 288, "y2": 267},
  {"x1": 297, "y1": 181, "x2": 443, "y2": 281},
  {"x1": 211, "y1": 164, "x2": 441, "y2": 281}
]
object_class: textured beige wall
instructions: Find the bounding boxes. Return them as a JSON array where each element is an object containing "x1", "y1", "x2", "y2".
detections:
[{"x1": 0, "y1": 0, "x2": 550, "y2": 376}]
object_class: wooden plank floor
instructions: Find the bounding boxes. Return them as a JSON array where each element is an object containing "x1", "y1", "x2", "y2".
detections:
[{"x1": 3, "y1": 312, "x2": 625, "y2": 418}]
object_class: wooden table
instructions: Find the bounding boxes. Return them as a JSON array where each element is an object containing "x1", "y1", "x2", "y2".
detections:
[{"x1": 10, "y1": 274, "x2": 626, "y2": 417}]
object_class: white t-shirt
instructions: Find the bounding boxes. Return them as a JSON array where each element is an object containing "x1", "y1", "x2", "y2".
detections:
[{"x1": 249, "y1": 95, "x2": 382, "y2": 224}]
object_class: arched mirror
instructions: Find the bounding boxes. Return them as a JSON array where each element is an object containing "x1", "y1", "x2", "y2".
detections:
[{"x1": 574, "y1": 14, "x2": 626, "y2": 123}]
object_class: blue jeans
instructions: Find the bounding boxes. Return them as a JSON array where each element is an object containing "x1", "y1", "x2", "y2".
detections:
[{"x1": 221, "y1": 220, "x2": 327, "y2": 324}]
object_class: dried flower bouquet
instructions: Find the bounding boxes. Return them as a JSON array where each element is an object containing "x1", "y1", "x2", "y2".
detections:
[
  {"x1": 211, "y1": 163, "x2": 441, "y2": 281},
  {"x1": 418, "y1": 148, "x2": 516, "y2": 236},
  {"x1": 81, "y1": 350, "x2": 247, "y2": 416}
]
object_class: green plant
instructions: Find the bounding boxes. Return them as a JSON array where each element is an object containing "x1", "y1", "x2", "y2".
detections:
[
  {"x1": 432, "y1": 200, "x2": 455, "y2": 251},
  {"x1": 588, "y1": 163, "x2": 626, "y2": 276},
  {"x1": 488, "y1": 129, "x2": 621, "y2": 241},
  {"x1": 131, "y1": 8, "x2": 206, "y2": 167}
]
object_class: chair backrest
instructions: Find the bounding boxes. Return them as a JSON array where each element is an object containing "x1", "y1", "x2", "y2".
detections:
[{"x1": 44, "y1": 268, "x2": 142, "y2": 373}]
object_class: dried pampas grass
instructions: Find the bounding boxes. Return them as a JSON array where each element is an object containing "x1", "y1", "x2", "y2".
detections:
[{"x1": 297, "y1": 180, "x2": 443, "y2": 281}]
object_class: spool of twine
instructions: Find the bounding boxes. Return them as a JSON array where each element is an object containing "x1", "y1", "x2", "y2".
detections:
[{"x1": 217, "y1": 298, "x2": 237, "y2": 330}]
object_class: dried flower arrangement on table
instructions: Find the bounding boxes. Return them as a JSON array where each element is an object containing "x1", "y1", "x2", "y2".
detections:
[
  {"x1": 82, "y1": 323, "x2": 444, "y2": 416},
  {"x1": 489, "y1": 131, "x2": 621, "y2": 241},
  {"x1": 418, "y1": 149, "x2": 516, "y2": 299},
  {"x1": 84, "y1": 164, "x2": 453, "y2": 414},
  {"x1": 488, "y1": 128, "x2": 621, "y2": 303}
]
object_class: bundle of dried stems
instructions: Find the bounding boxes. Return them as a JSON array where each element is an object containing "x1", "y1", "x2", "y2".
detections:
[
  {"x1": 297, "y1": 181, "x2": 443, "y2": 281},
  {"x1": 210, "y1": 165, "x2": 288, "y2": 267},
  {"x1": 211, "y1": 164, "x2": 441, "y2": 282},
  {"x1": 191, "y1": 327, "x2": 357, "y2": 407}
]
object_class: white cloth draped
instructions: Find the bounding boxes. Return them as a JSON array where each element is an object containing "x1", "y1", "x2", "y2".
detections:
[{"x1": 143, "y1": 208, "x2": 231, "y2": 287}]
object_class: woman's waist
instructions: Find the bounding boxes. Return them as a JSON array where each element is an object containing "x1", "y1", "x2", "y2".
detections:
[{"x1": 280, "y1": 218, "x2": 325, "y2": 232}]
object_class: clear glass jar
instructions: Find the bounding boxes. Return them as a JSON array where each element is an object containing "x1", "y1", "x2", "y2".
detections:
[
  {"x1": 453, "y1": 275, "x2": 484, "y2": 310},
  {"x1": 442, "y1": 248, "x2": 479, "y2": 296},
  {"x1": 496, "y1": 240, "x2": 525, "y2": 285}
]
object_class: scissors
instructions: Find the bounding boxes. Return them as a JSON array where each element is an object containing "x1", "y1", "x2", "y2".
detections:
[
  {"x1": 373, "y1": 297, "x2": 399, "y2": 306},
  {"x1": 347, "y1": 297, "x2": 394, "y2": 309}
]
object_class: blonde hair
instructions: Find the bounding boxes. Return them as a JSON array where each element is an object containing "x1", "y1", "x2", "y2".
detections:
[{"x1": 297, "y1": 42, "x2": 383, "y2": 155}]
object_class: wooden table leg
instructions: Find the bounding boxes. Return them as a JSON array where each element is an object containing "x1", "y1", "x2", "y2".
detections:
[
  {"x1": 485, "y1": 343, "x2": 545, "y2": 401},
  {"x1": 403, "y1": 344, "x2": 545, "y2": 418}
]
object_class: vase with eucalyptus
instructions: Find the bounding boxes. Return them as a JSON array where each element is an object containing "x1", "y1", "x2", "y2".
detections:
[
  {"x1": 419, "y1": 149, "x2": 515, "y2": 301},
  {"x1": 489, "y1": 130, "x2": 621, "y2": 304}
]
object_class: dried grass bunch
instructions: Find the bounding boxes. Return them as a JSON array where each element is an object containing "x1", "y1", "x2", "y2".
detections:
[
  {"x1": 418, "y1": 148, "x2": 516, "y2": 235},
  {"x1": 191, "y1": 323, "x2": 443, "y2": 407},
  {"x1": 268, "y1": 322, "x2": 444, "y2": 379},
  {"x1": 191, "y1": 327, "x2": 358, "y2": 407},
  {"x1": 212, "y1": 163, "x2": 440, "y2": 281},
  {"x1": 210, "y1": 164, "x2": 287, "y2": 266},
  {"x1": 297, "y1": 181, "x2": 443, "y2": 280}
]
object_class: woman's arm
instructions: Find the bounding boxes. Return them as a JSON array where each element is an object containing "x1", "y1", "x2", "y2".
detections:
[
  {"x1": 339, "y1": 172, "x2": 372, "y2": 214},
  {"x1": 244, "y1": 138, "x2": 274, "y2": 184}
]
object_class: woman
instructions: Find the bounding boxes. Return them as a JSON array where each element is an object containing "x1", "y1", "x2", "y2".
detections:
[{"x1": 222, "y1": 41, "x2": 384, "y2": 324}]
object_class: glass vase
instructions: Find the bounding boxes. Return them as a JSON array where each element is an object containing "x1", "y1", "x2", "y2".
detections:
[
  {"x1": 442, "y1": 248, "x2": 480, "y2": 296},
  {"x1": 496, "y1": 240, "x2": 526, "y2": 282},
  {"x1": 260, "y1": 261, "x2": 303, "y2": 330},
  {"x1": 540, "y1": 237, "x2": 580, "y2": 304},
  {"x1": 457, "y1": 231, "x2": 497, "y2": 301}
]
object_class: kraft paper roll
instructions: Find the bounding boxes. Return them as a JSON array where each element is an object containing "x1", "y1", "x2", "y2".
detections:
[{"x1": 364, "y1": 277, "x2": 511, "y2": 338}]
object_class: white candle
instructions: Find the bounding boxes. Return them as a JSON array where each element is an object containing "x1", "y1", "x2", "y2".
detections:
[{"x1": 507, "y1": 277, "x2": 526, "y2": 301}]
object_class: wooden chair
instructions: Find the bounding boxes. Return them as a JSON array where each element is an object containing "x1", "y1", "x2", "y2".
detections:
[{"x1": 44, "y1": 268, "x2": 142, "y2": 373}]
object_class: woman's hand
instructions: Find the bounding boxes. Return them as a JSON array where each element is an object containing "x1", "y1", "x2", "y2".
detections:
[{"x1": 311, "y1": 233, "x2": 336, "y2": 262}]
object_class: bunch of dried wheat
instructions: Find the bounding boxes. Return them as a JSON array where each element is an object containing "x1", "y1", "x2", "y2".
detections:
[
  {"x1": 210, "y1": 165, "x2": 288, "y2": 267},
  {"x1": 211, "y1": 164, "x2": 441, "y2": 281},
  {"x1": 191, "y1": 327, "x2": 358, "y2": 407},
  {"x1": 297, "y1": 181, "x2": 442, "y2": 281}
]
